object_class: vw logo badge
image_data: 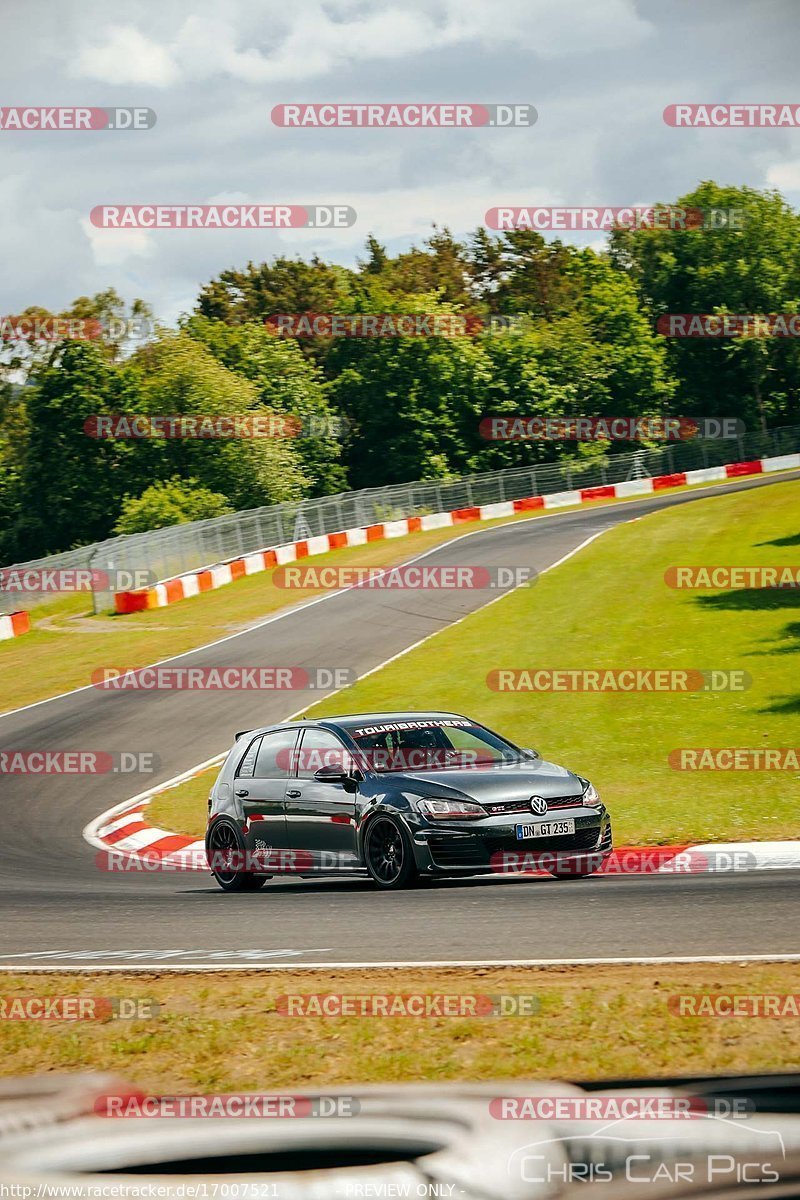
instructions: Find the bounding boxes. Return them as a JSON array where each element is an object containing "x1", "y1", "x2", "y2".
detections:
[{"x1": 530, "y1": 796, "x2": 548, "y2": 816}]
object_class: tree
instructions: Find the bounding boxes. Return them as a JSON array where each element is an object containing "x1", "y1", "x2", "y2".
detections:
[
  {"x1": 467, "y1": 229, "x2": 588, "y2": 319},
  {"x1": 609, "y1": 182, "x2": 800, "y2": 431},
  {"x1": 124, "y1": 331, "x2": 308, "y2": 510},
  {"x1": 183, "y1": 316, "x2": 347, "y2": 495},
  {"x1": 114, "y1": 477, "x2": 232, "y2": 534},
  {"x1": 195, "y1": 256, "x2": 357, "y2": 326},
  {"x1": 326, "y1": 292, "x2": 494, "y2": 485},
  {"x1": 367, "y1": 227, "x2": 472, "y2": 307},
  {"x1": 5, "y1": 341, "x2": 144, "y2": 558}
]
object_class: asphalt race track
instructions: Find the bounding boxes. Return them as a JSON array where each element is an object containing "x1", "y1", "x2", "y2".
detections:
[{"x1": 1, "y1": 473, "x2": 798, "y2": 969}]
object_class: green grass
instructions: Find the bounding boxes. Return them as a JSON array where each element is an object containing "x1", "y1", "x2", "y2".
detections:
[
  {"x1": 0, "y1": 965, "x2": 798, "y2": 1090},
  {"x1": 0, "y1": 476, "x2": 766, "y2": 714},
  {"x1": 302, "y1": 479, "x2": 800, "y2": 845},
  {"x1": 0, "y1": 520, "x2": 516, "y2": 712},
  {"x1": 149, "y1": 477, "x2": 800, "y2": 845},
  {"x1": 149, "y1": 770, "x2": 216, "y2": 837}
]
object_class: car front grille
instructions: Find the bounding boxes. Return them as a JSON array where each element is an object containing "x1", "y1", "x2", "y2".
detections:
[
  {"x1": 482, "y1": 795, "x2": 583, "y2": 815},
  {"x1": 428, "y1": 823, "x2": 602, "y2": 869},
  {"x1": 489, "y1": 826, "x2": 602, "y2": 854},
  {"x1": 428, "y1": 838, "x2": 490, "y2": 868}
]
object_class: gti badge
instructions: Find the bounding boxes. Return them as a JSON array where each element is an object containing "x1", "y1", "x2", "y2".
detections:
[{"x1": 530, "y1": 796, "x2": 548, "y2": 815}]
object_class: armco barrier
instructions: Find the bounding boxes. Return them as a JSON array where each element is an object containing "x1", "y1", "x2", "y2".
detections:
[
  {"x1": 113, "y1": 454, "x2": 799, "y2": 615},
  {"x1": 5, "y1": 424, "x2": 800, "y2": 615},
  {"x1": 0, "y1": 610, "x2": 31, "y2": 640}
]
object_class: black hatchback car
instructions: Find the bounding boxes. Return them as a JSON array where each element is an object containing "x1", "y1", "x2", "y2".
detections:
[{"x1": 205, "y1": 711, "x2": 612, "y2": 890}]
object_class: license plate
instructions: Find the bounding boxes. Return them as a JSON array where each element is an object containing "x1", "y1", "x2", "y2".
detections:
[{"x1": 515, "y1": 819, "x2": 576, "y2": 839}]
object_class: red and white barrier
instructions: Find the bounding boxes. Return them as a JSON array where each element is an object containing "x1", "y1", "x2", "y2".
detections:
[
  {"x1": 114, "y1": 453, "x2": 800, "y2": 614},
  {"x1": 0, "y1": 610, "x2": 31, "y2": 640}
]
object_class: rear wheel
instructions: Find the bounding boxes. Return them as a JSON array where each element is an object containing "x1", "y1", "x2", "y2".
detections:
[
  {"x1": 206, "y1": 819, "x2": 268, "y2": 892},
  {"x1": 364, "y1": 815, "x2": 418, "y2": 890}
]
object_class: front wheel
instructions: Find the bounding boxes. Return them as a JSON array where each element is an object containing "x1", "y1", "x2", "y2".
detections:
[
  {"x1": 364, "y1": 815, "x2": 418, "y2": 890},
  {"x1": 206, "y1": 819, "x2": 268, "y2": 892}
]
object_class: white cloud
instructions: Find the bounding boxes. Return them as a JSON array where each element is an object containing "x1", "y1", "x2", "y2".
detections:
[
  {"x1": 81, "y1": 219, "x2": 155, "y2": 268},
  {"x1": 70, "y1": 1, "x2": 652, "y2": 88},
  {"x1": 766, "y1": 160, "x2": 800, "y2": 191},
  {"x1": 71, "y1": 25, "x2": 180, "y2": 86}
]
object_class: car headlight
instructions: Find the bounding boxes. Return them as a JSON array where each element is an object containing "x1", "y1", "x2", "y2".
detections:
[
  {"x1": 418, "y1": 798, "x2": 486, "y2": 820},
  {"x1": 581, "y1": 779, "x2": 602, "y2": 808}
]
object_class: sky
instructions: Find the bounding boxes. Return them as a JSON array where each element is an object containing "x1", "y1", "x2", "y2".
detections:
[{"x1": 1, "y1": 0, "x2": 799, "y2": 326}]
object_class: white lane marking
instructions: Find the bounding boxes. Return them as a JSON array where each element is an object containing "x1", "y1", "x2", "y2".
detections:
[
  {"x1": 688, "y1": 842, "x2": 800, "y2": 870},
  {"x1": 84, "y1": 526, "x2": 614, "y2": 853},
  {"x1": 96, "y1": 808, "x2": 148, "y2": 837},
  {"x1": 112, "y1": 827, "x2": 182, "y2": 851},
  {"x1": 0, "y1": 948, "x2": 333, "y2": 961},
  {"x1": 3, "y1": 471, "x2": 787, "y2": 722},
  {"x1": 1, "y1": 953, "x2": 800, "y2": 972}
]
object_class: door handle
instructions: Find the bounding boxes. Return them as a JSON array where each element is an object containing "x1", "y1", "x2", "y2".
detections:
[
  {"x1": 235, "y1": 789, "x2": 249, "y2": 798},
  {"x1": 286, "y1": 789, "x2": 302, "y2": 799}
]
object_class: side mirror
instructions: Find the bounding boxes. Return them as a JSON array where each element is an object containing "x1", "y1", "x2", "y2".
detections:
[
  {"x1": 521, "y1": 747, "x2": 540, "y2": 760},
  {"x1": 314, "y1": 764, "x2": 359, "y2": 791},
  {"x1": 314, "y1": 765, "x2": 349, "y2": 784}
]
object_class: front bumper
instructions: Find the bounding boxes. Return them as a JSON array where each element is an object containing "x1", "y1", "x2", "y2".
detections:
[{"x1": 408, "y1": 805, "x2": 612, "y2": 874}]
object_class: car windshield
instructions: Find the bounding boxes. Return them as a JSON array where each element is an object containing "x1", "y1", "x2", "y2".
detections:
[{"x1": 349, "y1": 719, "x2": 524, "y2": 771}]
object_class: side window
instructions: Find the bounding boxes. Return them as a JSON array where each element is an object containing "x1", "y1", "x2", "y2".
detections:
[
  {"x1": 254, "y1": 728, "x2": 299, "y2": 779},
  {"x1": 296, "y1": 728, "x2": 352, "y2": 780},
  {"x1": 236, "y1": 736, "x2": 261, "y2": 778}
]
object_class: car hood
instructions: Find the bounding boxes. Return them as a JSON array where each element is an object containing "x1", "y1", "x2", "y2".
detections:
[{"x1": 378, "y1": 759, "x2": 584, "y2": 802}]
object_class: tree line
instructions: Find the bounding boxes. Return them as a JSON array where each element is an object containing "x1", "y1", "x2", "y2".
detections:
[{"x1": 1, "y1": 181, "x2": 799, "y2": 563}]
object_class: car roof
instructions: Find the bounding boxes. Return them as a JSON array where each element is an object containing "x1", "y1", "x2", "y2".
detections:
[
  {"x1": 317, "y1": 711, "x2": 470, "y2": 730},
  {"x1": 236, "y1": 710, "x2": 474, "y2": 739},
  {"x1": 236, "y1": 711, "x2": 471, "y2": 741}
]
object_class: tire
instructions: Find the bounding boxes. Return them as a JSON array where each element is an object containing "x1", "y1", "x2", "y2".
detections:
[
  {"x1": 363, "y1": 815, "x2": 418, "y2": 890},
  {"x1": 206, "y1": 819, "x2": 269, "y2": 893}
]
